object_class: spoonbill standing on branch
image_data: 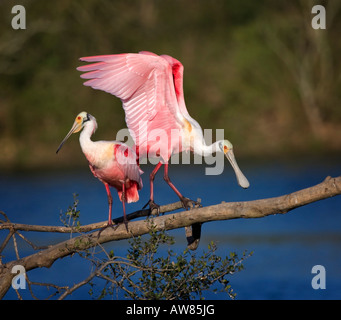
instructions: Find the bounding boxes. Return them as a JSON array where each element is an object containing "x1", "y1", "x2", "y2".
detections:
[
  {"x1": 56, "y1": 112, "x2": 143, "y2": 230},
  {"x1": 77, "y1": 51, "x2": 249, "y2": 211}
]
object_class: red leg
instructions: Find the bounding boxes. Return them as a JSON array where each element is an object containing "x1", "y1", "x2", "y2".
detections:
[
  {"x1": 163, "y1": 164, "x2": 202, "y2": 210},
  {"x1": 143, "y1": 162, "x2": 163, "y2": 211},
  {"x1": 121, "y1": 182, "x2": 128, "y2": 231},
  {"x1": 104, "y1": 183, "x2": 113, "y2": 225},
  {"x1": 163, "y1": 163, "x2": 184, "y2": 199},
  {"x1": 149, "y1": 162, "x2": 163, "y2": 203}
]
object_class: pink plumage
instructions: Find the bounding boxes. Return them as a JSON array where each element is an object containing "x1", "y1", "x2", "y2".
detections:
[
  {"x1": 77, "y1": 51, "x2": 250, "y2": 212},
  {"x1": 87, "y1": 143, "x2": 142, "y2": 204},
  {"x1": 77, "y1": 52, "x2": 185, "y2": 162},
  {"x1": 57, "y1": 112, "x2": 142, "y2": 230}
]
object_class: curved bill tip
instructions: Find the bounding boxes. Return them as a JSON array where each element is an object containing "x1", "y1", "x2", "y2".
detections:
[
  {"x1": 225, "y1": 149, "x2": 250, "y2": 189},
  {"x1": 237, "y1": 173, "x2": 250, "y2": 189}
]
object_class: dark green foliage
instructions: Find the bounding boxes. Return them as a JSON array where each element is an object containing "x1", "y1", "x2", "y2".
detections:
[
  {"x1": 1, "y1": 0, "x2": 340, "y2": 170},
  {"x1": 89, "y1": 219, "x2": 252, "y2": 300}
]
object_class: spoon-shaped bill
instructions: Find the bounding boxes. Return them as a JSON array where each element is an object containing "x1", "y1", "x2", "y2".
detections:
[{"x1": 225, "y1": 149, "x2": 250, "y2": 189}]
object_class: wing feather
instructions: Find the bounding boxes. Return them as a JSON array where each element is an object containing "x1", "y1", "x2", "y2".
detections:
[
  {"x1": 77, "y1": 52, "x2": 185, "y2": 159},
  {"x1": 113, "y1": 142, "x2": 143, "y2": 190}
]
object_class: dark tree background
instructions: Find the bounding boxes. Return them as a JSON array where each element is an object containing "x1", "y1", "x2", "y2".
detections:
[{"x1": 0, "y1": 0, "x2": 340, "y2": 171}]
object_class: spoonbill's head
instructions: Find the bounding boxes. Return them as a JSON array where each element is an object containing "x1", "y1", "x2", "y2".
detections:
[
  {"x1": 219, "y1": 140, "x2": 250, "y2": 189},
  {"x1": 56, "y1": 111, "x2": 95, "y2": 153}
]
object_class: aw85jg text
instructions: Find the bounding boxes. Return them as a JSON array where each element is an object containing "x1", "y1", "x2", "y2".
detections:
[{"x1": 126, "y1": 304, "x2": 215, "y2": 317}]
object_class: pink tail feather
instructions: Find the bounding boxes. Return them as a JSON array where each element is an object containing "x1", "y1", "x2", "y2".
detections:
[{"x1": 118, "y1": 181, "x2": 139, "y2": 203}]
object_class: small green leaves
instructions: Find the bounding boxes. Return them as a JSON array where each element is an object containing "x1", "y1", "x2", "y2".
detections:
[
  {"x1": 60, "y1": 193, "x2": 81, "y2": 229},
  {"x1": 90, "y1": 218, "x2": 252, "y2": 300}
]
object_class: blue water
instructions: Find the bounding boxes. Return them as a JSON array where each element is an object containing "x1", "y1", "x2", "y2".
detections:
[{"x1": 1, "y1": 156, "x2": 340, "y2": 300}]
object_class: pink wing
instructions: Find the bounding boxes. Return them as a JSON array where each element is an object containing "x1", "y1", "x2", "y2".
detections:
[
  {"x1": 160, "y1": 54, "x2": 190, "y2": 118},
  {"x1": 77, "y1": 52, "x2": 185, "y2": 160},
  {"x1": 113, "y1": 142, "x2": 143, "y2": 190}
]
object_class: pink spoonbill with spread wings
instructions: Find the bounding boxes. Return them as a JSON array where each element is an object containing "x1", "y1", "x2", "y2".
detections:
[
  {"x1": 77, "y1": 51, "x2": 249, "y2": 211},
  {"x1": 56, "y1": 112, "x2": 143, "y2": 230}
]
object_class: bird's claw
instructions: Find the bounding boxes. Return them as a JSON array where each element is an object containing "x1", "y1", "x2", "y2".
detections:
[
  {"x1": 123, "y1": 219, "x2": 129, "y2": 232},
  {"x1": 180, "y1": 197, "x2": 202, "y2": 210},
  {"x1": 143, "y1": 200, "x2": 161, "y2": 216},
  {"x1": 97, "y1": 222, "x2": 119, "y2": 238},
  {"x1": 97, "y1": 219, "x2": 129, "y2": 238}
]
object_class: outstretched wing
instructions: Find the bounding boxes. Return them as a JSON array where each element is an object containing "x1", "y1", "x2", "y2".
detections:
[
  {"x1": 160, "y1": 54, "x2": 190, "y2": 118},
  {"x1": 77, "y1": 52, "x2": 185, "y2": 159}
]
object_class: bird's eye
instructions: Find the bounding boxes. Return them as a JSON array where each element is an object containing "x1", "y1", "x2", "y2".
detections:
[{"x1": 223, "y1": 145, "x2": 229, "y2": 153}]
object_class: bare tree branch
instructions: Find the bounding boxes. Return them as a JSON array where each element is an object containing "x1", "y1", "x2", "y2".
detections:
[
  {"x1": 0, "y1": 175, "x2": 340, "y2": 299},
  {"x1": 0, "y1": 201, "x2": 184, "y2": 233}
]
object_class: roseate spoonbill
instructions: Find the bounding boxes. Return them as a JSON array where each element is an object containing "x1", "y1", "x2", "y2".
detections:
[
  {"x1": 77, "y1": 51, "x2": 249, "y2": 211},
  {"x1": 56, "y1": 111, "x2": 143, "y2": 230}
]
